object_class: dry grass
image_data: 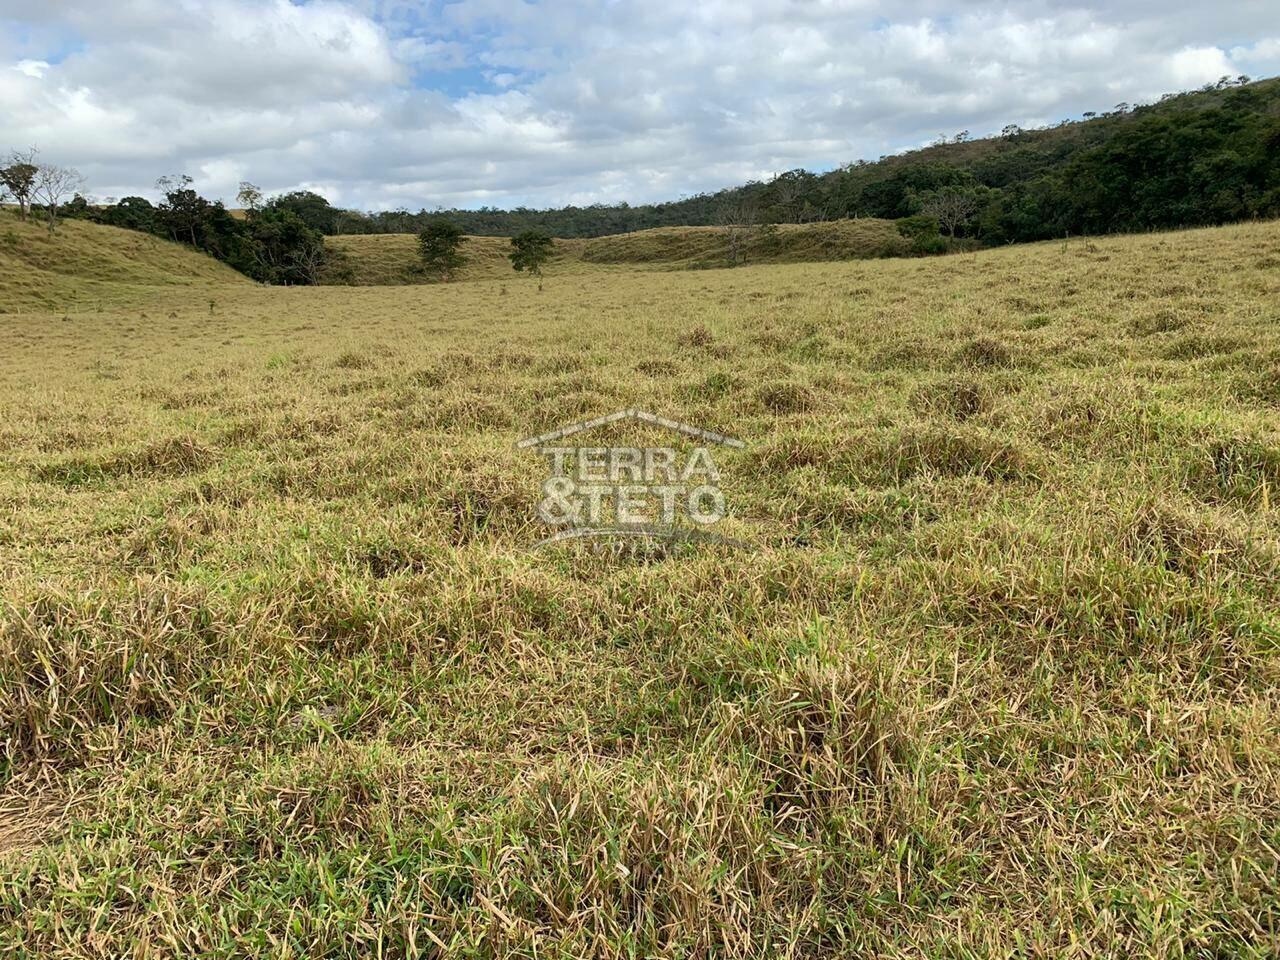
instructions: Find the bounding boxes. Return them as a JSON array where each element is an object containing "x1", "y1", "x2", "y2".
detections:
[
  {"x1": 323, "y1": 218, "x2": 906, "y2": 285},
  {"x1": 323, "y1": 233, "x2": 589, "y2": 285},
  {"x1": 580, "y1": 218, "x2": 908, "y2": 267},
  {"x1": 0, "y1": 211, "x2": 248, "y2": 311},
  {"x1": 0, "y1": 212, "x2": 1279, "y2": 957}
]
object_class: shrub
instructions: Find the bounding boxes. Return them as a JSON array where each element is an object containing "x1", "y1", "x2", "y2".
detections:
[
  {"x1": 510, "y1": 230, "x2": 554, "y2": 276},
  {"x1": 417, "y1": 219, "x2": 467, "y2": 281},
  {"x1": 897, "y1": 214, "x2": 948, "y2": 255}
]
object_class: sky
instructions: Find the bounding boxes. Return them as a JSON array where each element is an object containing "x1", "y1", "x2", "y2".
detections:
[{"x1": 1, "y1": 1, "x2": 1278, "y2": 212}]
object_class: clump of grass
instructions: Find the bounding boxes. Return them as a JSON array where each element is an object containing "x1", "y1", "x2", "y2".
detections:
[
  {"x1": 911, "y1": 376, "x2": 992, "y2": 421},
  {"x1": 1162, "y1": 333, "x2": 1242, "y2": 360},
  {"x1": 691, "y1": 370, "x2": 735, "y2": 400},
  {"x1": 1189, "y1": 435, "x2": 1280, "y2": 506},
  {"x1": 359, "y1": 541, "x2": 429, "y2": 579},
  {"x1": 0, "y1": 579, "x2": 224, "y2": 762},
  {"x1": 1123, "y1": 502, "x2": 1278, "y2": 582},
  {"x1": 874, "y1": 424, "x2": 1039, "y2": 483},
  {"x1": 33, "y1": 436, "x2": 215, "y2": 486},
  {"x1": 954, "y1": 336, "x2": 1014, "y2": 368},
  {"x1": 771, "y1": 471, "x2": 935, "y2": 536},
  {"x1": 1231, "y1": 361, "x2": 1280, "y2": 406},
  {"x1": 677, "y1": 323, "x2": 715, "y2": 348},
  {"x1": 756, "y1": 380, "x2": 816, "y2": 414},
  {"x1": 735, "y1": 656, "x2": 909, "y2": 819},
  {"x1": 334, "y1": 349, "x2": 374, "y2": 370},
  {"x1": 1130, "y1": 306, "x2": 1189, "y2": 335},
  {"x1": 634, "y1": 358, "x2": 680, "y2": 377},
  {"x1": 754, "y1": 424, "x2": 1038, "y2": 486},
  {"x1": 866, "y1": 339, "x2": 935, "y2": 371}
]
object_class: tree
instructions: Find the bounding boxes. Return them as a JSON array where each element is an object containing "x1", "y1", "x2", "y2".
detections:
[
  {"x1": 764, "y1": 169, "x2": 817, "y2": 223},
  {"x1": 237, "y1": 181, "x2": 264, "y2": 213},
  {"x1": 94, "y1": 196, "x2": 157, "y2": 233},
  {"x1": 33, "y1": 162, "x2": 85, "y2": 234},
  {"x1": 916, "y1": 186, "x2": 981, "y2": 239},
  {"x1": 261, "y1": 190, "x2": 337, "y2": 234},
  {"x1": 509, "y1": 230, "x2": 553, "y2": 276},
  {"x1": 47, "y1": 174, "x2": 329, "y2": 286},
  {"x1": 715, "y1": 195, "x2": 760, "y2": 265},
  {"x1": 61, "y1": 193, "x2": 92, "y2": 220},
  {"x1": 1, "y1": 148, "x2": 39, "y2": 221},
  {"x1": 243, "y1": 208, "x2": 327, "y2": 285},
  {"x1": 417, "y1": 219, "x2": 467, "y2": 280},
  {"x1": 331, "y1": 209, "x2": 370, "y2": 235},
  {"x1": 156, "y1": 175, "x2": 204, "y2": 246}
]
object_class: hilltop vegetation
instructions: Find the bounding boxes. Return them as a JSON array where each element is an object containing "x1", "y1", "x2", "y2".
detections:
[
  {"x1": 1, "y1": 218, "x2": 1278, "y2": 955},
  {"x1": 304, "y1": 75, "x2": 1280, "y2": 241}
]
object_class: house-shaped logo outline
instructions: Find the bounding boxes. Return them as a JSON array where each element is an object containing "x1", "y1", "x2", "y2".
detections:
[{"x1": 516, "y1": 408, "x2": 745, "y2": 450}]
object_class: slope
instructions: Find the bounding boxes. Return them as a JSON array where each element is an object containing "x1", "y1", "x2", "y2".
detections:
[
  {"x1": 580, "y1": 218, "x2": 907, "y2": 267},
  {"x1": 321, "y1": 233, "x2": 588, "y2": 285},
  {"x1": 0, "y1": 208, "x2": 250, "y2": 312},
  {"x1": 322, "y1": 217, "x2": 906, "y2": 285}
]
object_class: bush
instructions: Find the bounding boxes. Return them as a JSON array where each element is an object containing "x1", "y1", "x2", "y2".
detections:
[
  {"x1": 895, "y1": 214, "x2": 941, "y2": 239},
  {"x1": 417, "y1": 220, "x2": 468, "y2": 281},
  {"x1": 896, "y1": 214, "x2": 949, "y2": 255},
  {"x1": 911, "y1": 234, "x2": 950, "y2": 256}
]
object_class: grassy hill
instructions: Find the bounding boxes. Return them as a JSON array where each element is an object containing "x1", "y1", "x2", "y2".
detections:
[
  {"x1": 324, "y1": 217, "x2": 906, "y2": 284},
  {"x1": 6, "y1": 213, "x2": 915, "y2": 297},
  {"x1": 0, "y1": 208, "x2": 249, "y2": 312},
  {"x1": 581, "y1": 218, "x2": 907, "y2": 267},
  {"x1": 1, "y1": 218, "x2": 1278, "y2": 955},
  {"x1": 322, "y1": 232, "x2": 588, "y2": 285}
]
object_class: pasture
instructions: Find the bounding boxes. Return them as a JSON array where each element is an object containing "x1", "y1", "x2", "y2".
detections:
[{"x1": 1, "y1": 209, "x2": 1279, "y2": 956}]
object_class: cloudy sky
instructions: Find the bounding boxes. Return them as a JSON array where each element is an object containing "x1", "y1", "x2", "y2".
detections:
[{"x1": 1, "y1": 1, "x2": 1278, "y2": 211}]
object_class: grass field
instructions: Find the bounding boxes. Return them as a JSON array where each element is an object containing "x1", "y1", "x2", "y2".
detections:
[
  {"x1": 323, "y1": 233, "x2": 586, "y2": 285},
  {"x1": 323, "y1": 218, "x2": 907, "y2": 285},
  {"x1": 0, "y1": 213, "x2": 249, "y2": 312},
  {"x1": 1, "y1": 209, "x2": 1279, "y2": 957}
]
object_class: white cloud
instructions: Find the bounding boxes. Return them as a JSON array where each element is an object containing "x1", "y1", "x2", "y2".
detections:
[
  {"x1": 1, "y1": 0, "x2": 1278, "y2": 210},
  {"x1": 13, "y1": 59, "x2": 49, "y2": 78},
  {"x1": 1167, "y1": 46, "x2": 1236, "y2": 88},
  {"x1": 1231, "y1": 37, "x2": 1280, "y2": 67}
]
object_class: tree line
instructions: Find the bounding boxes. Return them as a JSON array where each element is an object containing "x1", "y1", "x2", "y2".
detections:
[
  {"x1": 89, "y1": 178, "x2": 328, "y2": 285},
  {"x1": 1, "y1": 153, "x2": 331, "y2": 285},
  {"x1": 322, "y1": 74, "x2": 1280, "y2": 243},
  {"x1": 0, "y1": 148, "x2": 85, "y2": 235}
]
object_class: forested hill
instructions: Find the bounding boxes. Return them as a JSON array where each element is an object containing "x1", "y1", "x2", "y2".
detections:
[
  {"x1": 327, "y1": 74, "x2": 1278, "y2": 242},
  {"x1": 79, "y1": 74, "x2": 1279, "y2": 253}
]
